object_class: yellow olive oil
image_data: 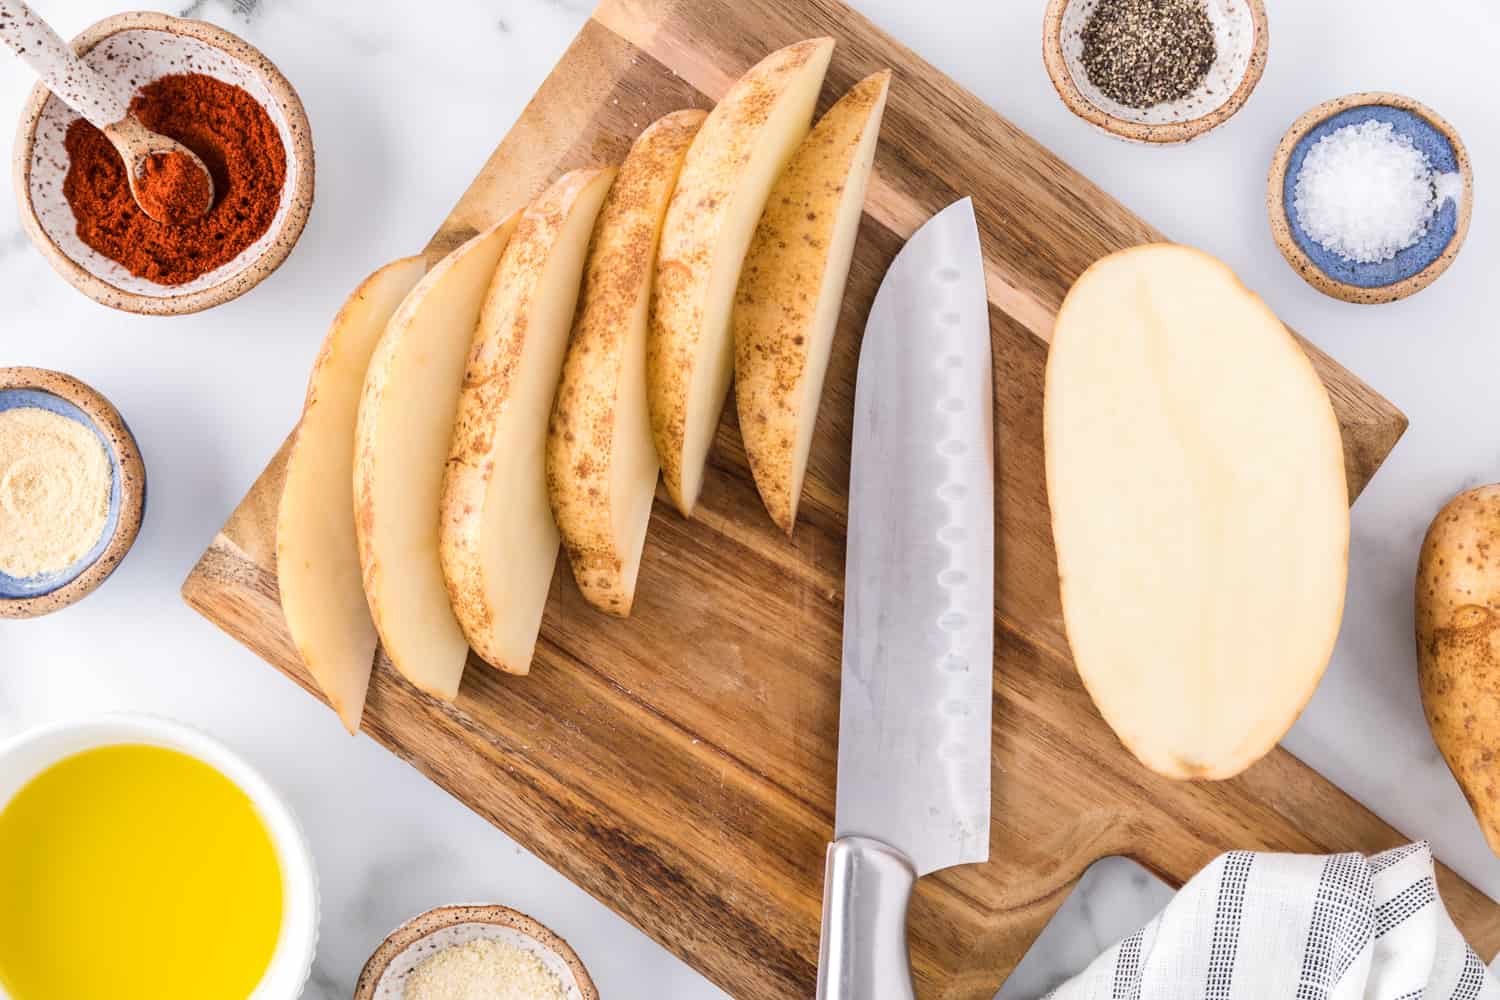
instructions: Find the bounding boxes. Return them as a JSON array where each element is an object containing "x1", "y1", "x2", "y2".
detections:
[{"x1": 0, "y1": 744, "x2": 284, "y2": 1000}]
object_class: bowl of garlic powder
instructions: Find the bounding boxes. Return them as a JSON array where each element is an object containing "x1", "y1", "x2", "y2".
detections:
[
  {"x1": 1269, "y1": 92, "x2": 1473, "y2": 303},
  {"x1": 355, "y1": 904, "x2": 598, "y2": 1000},
  {"x1": 0, "y1": 367, "x2": 145, "y2": 619}
]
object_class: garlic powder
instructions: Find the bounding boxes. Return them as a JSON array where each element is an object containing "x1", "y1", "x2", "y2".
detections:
[
  {"x1": 403, "y1": 937, "x2": 567, "y2": 1000},
  {"x1": 0, "y1": 407, "x2": 112, "y2": 579}
]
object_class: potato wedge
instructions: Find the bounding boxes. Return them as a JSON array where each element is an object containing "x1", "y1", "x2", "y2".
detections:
[
  {"x1": 354, "y1": 215, "x2": 520, "y2": 701},
  {"x1": 548, "y1": 111, "x2": 706, "y2": 615},
  {"x1": 278, "y1": 257, "x2": 425, "y2": 733},
  {"x1": 1046, "y1": 244, "x2": 1349, "y2": 780},
  {"x1": 734, "y1": 70, "x2": 890, "y2": 534},
  {"x1": 648, "y1": 37, "x2": 835, "y2": 516},
  {"x1": 442, "y1": 168, "x2": 617, "y2": 673},
  {"x1": 1416, "y1": 484, "x2": 1500, "y2": 856}
]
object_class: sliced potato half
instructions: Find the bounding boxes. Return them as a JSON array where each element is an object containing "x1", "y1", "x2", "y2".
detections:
[
  {"x1": 548, "y1": 109, "x2": 706, "y2": 616},
  {"x1": 1045, "y1": 244, "x2": 1349, "y2": 780},
  {"x1": 734, "y1": 70, "x2": 890, "y2": 534},
  {"x1": 278, "y1": 256, "x2": 425, "y2": 733},
  {"x1": 354, "y1": 215, "x2": 521, "y2": 701},
  {"x1": 441, "y1": 168, "x2": 617, "y2": 673},
  {"x1": 648, "y1": 37, "x2": 836, "y2": 516}
]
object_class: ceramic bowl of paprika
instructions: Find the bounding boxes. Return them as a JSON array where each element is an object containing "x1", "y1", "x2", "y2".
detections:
[
  {"x1": 12, "y1": 12, "x2": 314, "y2": 316},
  {"x1": 1043, "y1": 0, "x2": 1268, "y2": 143}
]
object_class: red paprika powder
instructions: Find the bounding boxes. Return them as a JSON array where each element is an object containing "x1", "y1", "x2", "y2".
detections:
[
  {"x1": 135, "y1": 150, "x2": 214, "y2": 225},
  {"x1": 62, "y1": 73, "x2": 287, "y2": 286}
]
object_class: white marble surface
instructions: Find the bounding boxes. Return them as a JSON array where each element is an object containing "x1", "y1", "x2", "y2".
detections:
[{"x1": 2, "y1": 0, "x2": 1498, "y2": 997}]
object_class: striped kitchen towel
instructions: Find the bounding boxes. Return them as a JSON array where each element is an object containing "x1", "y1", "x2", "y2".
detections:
[{"x1": 1044, "y1": 842, "x2": 1498, "y2": 1000}]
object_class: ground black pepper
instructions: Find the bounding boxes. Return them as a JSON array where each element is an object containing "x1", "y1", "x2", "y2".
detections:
[{"x1": 1081, "y1": 0, "x2": 1216, "y2": 109}]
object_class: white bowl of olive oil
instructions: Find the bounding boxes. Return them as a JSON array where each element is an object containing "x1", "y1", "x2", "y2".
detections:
[{"x1": 0, "y1": 715, "x2": 318, "y2": 1000}]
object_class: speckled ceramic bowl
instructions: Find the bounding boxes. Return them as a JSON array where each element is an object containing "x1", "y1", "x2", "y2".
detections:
[
  {"x1": 0, "y1": 714, "x2": 319, "y2": 1000},
  {"x1": 12, "y1": 13, "x2": 314, "y2": 315},
  {"x1": 1269, "y1": 92, "x2": 1473, "y2": 304},
  {"x1": 355, "y1": 905, "x2": 598, "y2": 1000},
  {"x1": 0, "y1": 367, "x2": 145, "y2": 620},
  {"x1": 1043, "y1": 0, "x2": 1267, "y2": 143}
]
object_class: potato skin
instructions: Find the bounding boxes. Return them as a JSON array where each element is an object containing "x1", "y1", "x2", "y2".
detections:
[
  {"x1": 548, "y1": 110, "x2": 705, "y2": 617},
  {"x1": 733, "y1": 71, "x2": 889, "y2": 536},
  {"x1": 1416, "y1": 484, "x2": 1500, "y2": 856},
  {"x1": 441, "y1": 170, "x2": 614, "y2": 674},
  {"x1": 648, "y1": 38, "x2": 835, "y2": 516}
]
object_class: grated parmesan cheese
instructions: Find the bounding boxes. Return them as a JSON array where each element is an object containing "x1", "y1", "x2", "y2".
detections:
[
  {"x1": 403, "y1": 937, "x2": 567, "y2": 1000},
  {"x1": 1292, "y1": 119, "x2": 1460, "y2": 265}
]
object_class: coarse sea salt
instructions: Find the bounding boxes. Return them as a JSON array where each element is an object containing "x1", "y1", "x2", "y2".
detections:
[{"x1": 1293, "y1": 119, "x2": 1461, "y2": 265}]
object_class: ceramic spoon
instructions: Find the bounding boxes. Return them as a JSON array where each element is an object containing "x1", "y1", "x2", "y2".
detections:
[{"x1": 0, "y1": 0, "x2": 214, "y2": 223}]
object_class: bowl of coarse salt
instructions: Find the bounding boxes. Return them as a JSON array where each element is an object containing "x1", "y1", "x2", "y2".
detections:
[
  {"x1": 1269, "y1": 92, "x2": 1473, "y2": 304},
  {"x1": 354, "y1": 904, "x2": 598, "y2": 1000}
]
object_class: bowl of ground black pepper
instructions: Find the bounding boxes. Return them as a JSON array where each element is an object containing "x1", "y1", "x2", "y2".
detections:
[
  {"x1": 12, "y1": 12, "x2": 313, "y2": 315},
  {"x1": 1044, "y1": 0, "x2": 1268, "y2": 143}
]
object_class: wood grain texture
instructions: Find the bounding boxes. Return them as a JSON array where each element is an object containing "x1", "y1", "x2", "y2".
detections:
[{"x1": 184, "y1": 3, "x2": 1474, "y2": 999}]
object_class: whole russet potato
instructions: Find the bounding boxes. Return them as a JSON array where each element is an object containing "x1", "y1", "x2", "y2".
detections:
[{"x1": 1416, "y1": 484, "x2": 1500, "y2": 855}]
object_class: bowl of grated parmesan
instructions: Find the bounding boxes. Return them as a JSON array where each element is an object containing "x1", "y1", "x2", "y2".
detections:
[
  {"x1": 354, "y1": 904, "x2": 598, "y2": 1000},
  {"x1": 1269, "y1": 92, "x2": 1473, "y2": 303}
]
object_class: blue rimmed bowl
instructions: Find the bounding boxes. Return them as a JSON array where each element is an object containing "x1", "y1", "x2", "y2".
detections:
[
  {"x1": 1269, "y1": 92, "x2": 1473, "y2": 304},
  {"x1": 0, "y1": 368, "x2": 145, "y2": 619}
]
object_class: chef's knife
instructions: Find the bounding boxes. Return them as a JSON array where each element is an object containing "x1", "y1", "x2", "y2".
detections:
[{"x1": 817, "y1": 198, "x2": 994, "y2": 1000}]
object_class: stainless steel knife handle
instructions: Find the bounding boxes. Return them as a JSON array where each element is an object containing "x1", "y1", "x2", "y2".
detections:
[{"x1": 816, "y1": 836, "x2": 917, "y2": 1000}]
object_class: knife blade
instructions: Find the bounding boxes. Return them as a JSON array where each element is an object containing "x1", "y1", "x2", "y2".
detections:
[{"x1": 817, "y1": 197, "x2": 994, "y2": 1000}]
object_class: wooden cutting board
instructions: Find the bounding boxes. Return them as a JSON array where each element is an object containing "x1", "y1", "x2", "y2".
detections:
[{"x1": 183, "y1": 0, "x2": 1500, "y2": 996}]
